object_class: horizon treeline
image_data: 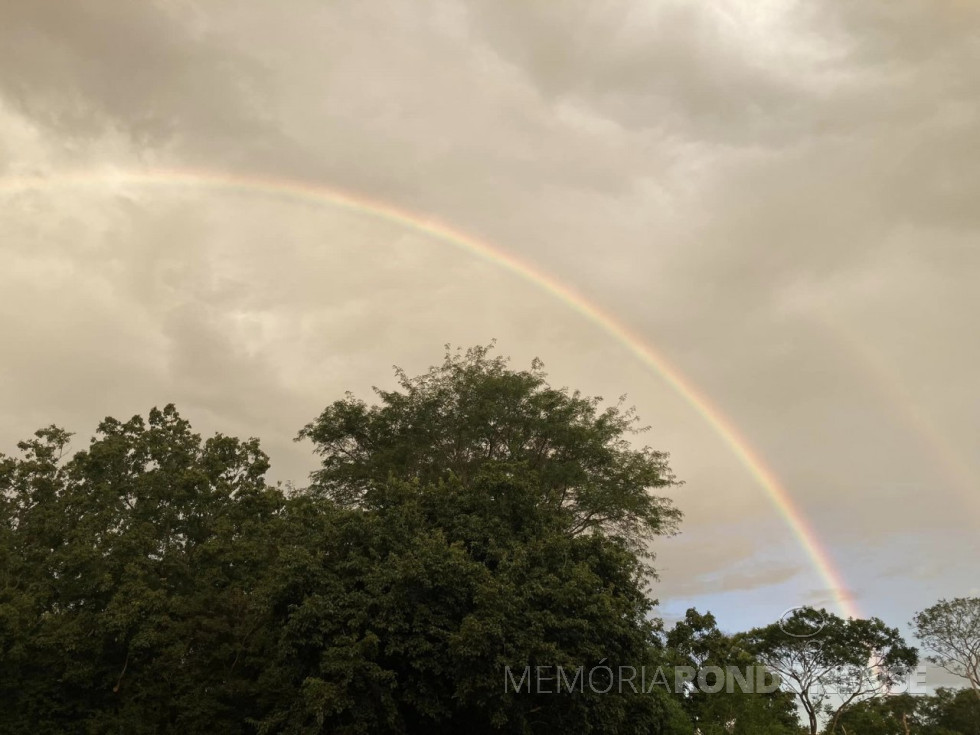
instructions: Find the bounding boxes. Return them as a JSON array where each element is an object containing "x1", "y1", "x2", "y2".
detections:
[{"x1": 1, "y1": 346, "x2": 977, "y2": 734}]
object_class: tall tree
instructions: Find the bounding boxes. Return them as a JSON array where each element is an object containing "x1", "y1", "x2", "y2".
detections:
[
  {"x1": 287, "y1": 344, "x2": 690, "y2": 733},
  {"x1": 912, "y1": 598, "x2": 980, "y2": 700},
  {"x1": 297, "y1": 343, "x2": 681, "y2": 561},
  {"x1": 254, "y1": 473, "x2": 691, "y2": 733},
  {"x1": 746, "y1": 607, "x2": 918, "y2": 735},
  {"x1": 0, "y1": 406, "x2": 286, "y2": 733},
  {"x1": 665, "y1": 609, "x2": 800, "y2": 734},
  {"x1": 1, "y1": 345, "x2": 693, "y2": 734}
]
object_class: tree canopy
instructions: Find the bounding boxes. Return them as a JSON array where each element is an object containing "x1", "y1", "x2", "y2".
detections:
[
  {"x1": 912, "y1": 597, "x2": 980, "y2": 700},
  {"x1": 297, "y1": 344, "x2": 681, "y2": 559},
  {"x1": 0, "y1": 406, "x2": 284, "y2": 732},
  {"x1": 0, "y1": 346, "x2": 688, "y2": 733},
  {"x1": 746, "y1": 607, "x2": 918, "y2": 735},
  {"x1": 664, "y1": 609, "x2": 800, "y2": 735},
  {"x1": 834, "y1": 688, "x2": 980, "y2": 735},
  {"x1": 0, "y1": 345, "x2": 974, "y2": 734}
]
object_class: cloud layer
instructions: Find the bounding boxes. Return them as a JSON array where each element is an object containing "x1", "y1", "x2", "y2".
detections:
[{"x1": 2, "y1": 0, "x2": 977, "y2": 632}]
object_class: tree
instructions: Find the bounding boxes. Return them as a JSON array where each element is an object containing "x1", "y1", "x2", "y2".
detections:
[
  {"x1": 296, "y1": 343, "x2": 681, "y2": 562},
  {"x1": 0, "y1": 406, "x2": 286, "y2": 733},
  {"x1": 835, "y1": 688, "x2": 980, "y2": 735},
  {"x1": 746, "y1": 607, "x2": 918, "y2": 735},
  {"x1": 912, "y1": 598, "x2": 980, "y2": 700},
  {"x1": 920, "y1": 687, "x2": 980, "y2": 735},
  {"x1": 286, "y1": 344, "x2": 690, "y2": 732},
  {"x1": 831, "y1": 693, "x2": 919, "y2": 735},
  {"x1": 665, "y1": 609, "x2": 800, "y2": 734},
  {"x1": 1, "y1": 345, "x2": 692, "y2": 733},
  {"x1": 254, "y1": 473, "x2": 691, "y2": 733}
]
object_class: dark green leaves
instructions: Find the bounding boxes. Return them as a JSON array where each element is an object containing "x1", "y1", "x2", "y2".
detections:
[
  {"x1": 0, "y1": 347, "x2": 693, "y2": 733},
  {"x1": 297, "y1": 344, "x2": 681, "y2": 559}
]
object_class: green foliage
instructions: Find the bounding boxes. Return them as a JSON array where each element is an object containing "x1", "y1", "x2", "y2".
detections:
[
  {"x1": 16, "y1": 346, "x2": 967, "y2": 735},
  {"x1": 665, "y1": 609, "x2": 800, "y2": 735},
  {"x1": 253, "y1": 473, "x2": 688, "y2": 733},
  {"x1": 832, "y1": 687, "x2": 980, "y2": 735},
  {"x1": 746, "y1": 607, "x2": 918, "y2": 735},
  {"x1": 276, "y1": 344, "x2": 688, "y2": 732},
  {"x1": 0, "y1": 346, "x2": 690, "y2": 733},
  {"x1": 0, "y1": 406, "x2": 284, "y2": 733},
  {"x1": 830, "y1": 692, "x2": 919, "y2": 735},
  {"x1": 920, "y1": 687, "x2": 980, "y2": 735},
  {"x1": 912, "y1": 598, "x2": 980, "y2": 699},
  {"x1": 297, "y1": 344, "x2": 682, "y2": 561}
]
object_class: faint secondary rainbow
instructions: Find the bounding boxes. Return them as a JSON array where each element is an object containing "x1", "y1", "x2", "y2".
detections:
[
  {"x1": 2, "y1": 167, "x2": 860, "y2": 618},
  {"x1": 816, "y1": 316, "x2": 980, "y2": 519}
]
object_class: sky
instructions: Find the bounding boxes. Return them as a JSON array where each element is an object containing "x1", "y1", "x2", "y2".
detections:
[{"x1": 1, "y1": 0, "x2": 978, "y2": 676}]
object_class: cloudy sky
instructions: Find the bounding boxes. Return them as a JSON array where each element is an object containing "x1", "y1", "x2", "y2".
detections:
[{"x1": 2, "y1": 0, "x2": 977, "y2": 656}]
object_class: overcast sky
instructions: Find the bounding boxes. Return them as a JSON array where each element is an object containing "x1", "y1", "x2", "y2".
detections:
[{"x1": 2, "y1": 0, "x2": 977, "y2": 658}]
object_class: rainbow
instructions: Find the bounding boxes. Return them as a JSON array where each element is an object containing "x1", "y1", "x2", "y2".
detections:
[
  {"x1": 2, "y1": 167, "x2": 860, "y2": 618},
  {"x1": 817, "y1": 317, "x2": 980, "y2": 519}
]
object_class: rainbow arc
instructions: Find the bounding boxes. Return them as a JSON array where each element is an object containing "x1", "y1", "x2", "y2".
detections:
[{"x1": 1, "y1": 167, "x2": 860, "y2": 618}]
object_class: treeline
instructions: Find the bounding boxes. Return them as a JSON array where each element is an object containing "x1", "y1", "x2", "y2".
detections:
[
  {"x1": 1, "y1": 346, "x2": 977, "y2": 734},
  {"x1": 835, "y1": 689, "x2": 979, "y2": 734}
]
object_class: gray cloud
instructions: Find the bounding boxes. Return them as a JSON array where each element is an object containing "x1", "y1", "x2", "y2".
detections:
[
  {"x1": 1, "y1": 0, "x2": 977, "y2": 627},
  {"x1": 0, "y1": 1, "x2": 275, "y2": 150}
]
